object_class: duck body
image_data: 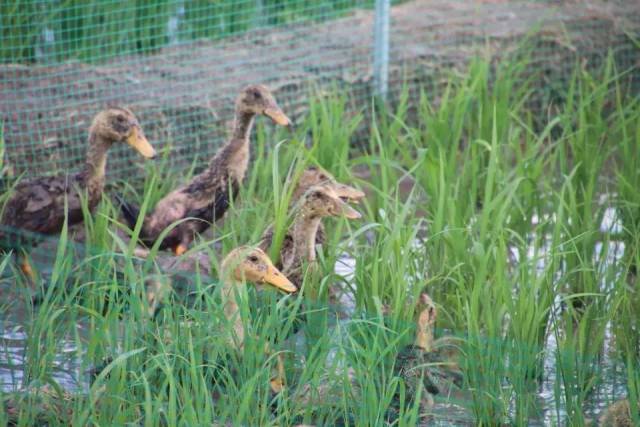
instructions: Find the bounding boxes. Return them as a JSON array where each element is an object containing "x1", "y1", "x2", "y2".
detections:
[
  {"x1": 2, "y1": 384, "x2": 76, "y2": 426},
  {"x1": 1, "y1": 172, "x2": 96, "y2": 241},
  {"x1": 123, "y1": 141, "x2": 244, "y2": 253},
  {"x1": 599, "y1": 399, "x2": 636, "y2": 427},
  {"x1": 118, "y1": 85, "x2": 290, "y2": 255},
  {"x1": 394, "y1": 344, "x2": 463, "y2": 398},
  {"x1": 389, "y1": 293, "x2": 463, "y2": 421}
]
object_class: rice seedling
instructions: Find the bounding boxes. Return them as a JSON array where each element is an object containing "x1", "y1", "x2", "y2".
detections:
[{"x1": 2, "y1": 50, "x2": 640, "y2": 426}]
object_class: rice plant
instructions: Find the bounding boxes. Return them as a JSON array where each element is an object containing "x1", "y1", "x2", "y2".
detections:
[{"x1": 1, "y1": 52, "x2": 640, "y2": 426}]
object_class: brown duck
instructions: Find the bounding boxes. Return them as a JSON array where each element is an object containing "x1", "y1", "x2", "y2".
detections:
[
  {"x1": 0, "y1": 108, "x2": 155, "y2": 280},
  {"x1": 259, "y1": 166, "x2": 365, "y2": 290},
  {"x1": 217, "y1": 246, "x2": 297, "y2": 349},
  {"x1": 598, "y1": 399, "x2": 638, "y2": 427},
  {"x1": 118, "y1": 85, "x2": 290, "y2": 255},
  {"x1": 390, "y1": 293, "x2": 464, "y2": 420}
]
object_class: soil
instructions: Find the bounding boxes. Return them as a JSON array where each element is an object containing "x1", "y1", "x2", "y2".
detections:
[{"x1": 0, "y1": 0, "x2": 638, "y2": 182}]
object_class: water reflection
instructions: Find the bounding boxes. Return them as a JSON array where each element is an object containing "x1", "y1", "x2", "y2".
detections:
[{"x1": 0, "y1": 206, "x2": 634, "y2": 423}]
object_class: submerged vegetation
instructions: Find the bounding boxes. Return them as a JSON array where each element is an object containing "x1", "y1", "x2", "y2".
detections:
[{"x1": 1, "y1": 52, "x2": 640, "y2": 426}]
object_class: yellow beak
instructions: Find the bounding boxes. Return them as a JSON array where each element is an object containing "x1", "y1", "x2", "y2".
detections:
[
  {"x1": 264, "y1": 107, "x2": 291, "y2": 127},
  {"x1": 338, "y1": 201, "x2": 362, "y2": 220},
  {"x1": 126, "y1": 127, "x2": 156, "y2": 159},
  {"x1": 262, "y1": 266, "x2": 297, "y2": 293}
]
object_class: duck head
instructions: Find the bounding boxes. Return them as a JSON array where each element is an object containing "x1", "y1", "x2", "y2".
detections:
[
  {"x1": 414, "y1": 292, "x2": 437, "y2": 350},
  {"x1": 222, "y1": 246, "x2": 297, "y2": 293},
  {"x1": 90, "y1": 107, "x2": 156, "y2": 158},
  {"x1": 236, "y1": 84, "x2": 291, "y2": 127},
  {"x1": 293, "y1": 166, "x2": 365, "y2": 205},
  {"x1": 299, "y1": 183, "x2": 362, "y2": 220}
]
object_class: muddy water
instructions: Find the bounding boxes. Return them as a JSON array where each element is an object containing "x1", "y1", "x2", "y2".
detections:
[
  {"x1": 0, "y1": 318, "x2": 88, "y2": 393},
  {"x1": 0, "y1": 208, "x2": 633, "y2": 424}
]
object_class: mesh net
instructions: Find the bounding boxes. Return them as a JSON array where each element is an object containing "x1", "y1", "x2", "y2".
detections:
[
  {"x1": 0, "y1": 0, "x2": 639, "y2": 263},
  {"x1": 1, "y1": 0, "x2": 638, "y2": 181}
]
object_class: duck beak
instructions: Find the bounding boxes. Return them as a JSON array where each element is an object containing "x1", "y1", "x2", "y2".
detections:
[
  {"x1": 126, "y1": 127, "x2": 156, "y2": 159},
  {"x1": 333, "y1": 183, "x2": 366, "y2": 204},
  {"x1": 336, "y1": 198, "x2": 362, "y2": 219},
  {"x1": 264, "y1": 106, "x2": 291, "y2": 127},
  {"x1": 262, "y1": 266, "x2": 297, "y2": 293}
]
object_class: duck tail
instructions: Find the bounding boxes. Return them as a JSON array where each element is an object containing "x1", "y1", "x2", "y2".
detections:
[{"x1": 114, "y1": 193, "x2": 142, "y2": 229}]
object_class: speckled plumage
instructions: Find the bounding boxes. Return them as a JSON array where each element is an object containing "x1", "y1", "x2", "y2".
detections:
[
  {"x1": 0, "y1": 108, "x2": 153, "y2": 261},
  {"x1": 599, "y1": 399, "x2": 636, "y2": 427},
  {"x1": 3, "y1": 384, "x2": 77, "y2": 426}
]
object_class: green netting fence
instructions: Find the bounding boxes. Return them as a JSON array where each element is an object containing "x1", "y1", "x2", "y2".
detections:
[{"x1": 1, "y1": 0, "x2": 639, "y2": 183}]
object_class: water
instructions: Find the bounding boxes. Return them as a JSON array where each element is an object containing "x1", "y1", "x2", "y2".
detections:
[{"x1": 0, "y1": 318, "x2": 86, "y2": 393}]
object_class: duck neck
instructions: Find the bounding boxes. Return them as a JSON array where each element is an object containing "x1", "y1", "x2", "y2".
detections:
[
  {"x1": 414, "y1": 309, "x2": 434, "y2": 351},
  {"x1": 221, "y1": 277, "x2": 247, "y2": 350},
  {"x1": 231, "y1": 110, "x2": 256, "y2": 143},
  {"x1": 81, "y1": 133, "x2": 111, "y2": 194},
  {"x1": 292, "y1": 211, "x2": 322, "y2": 265},
  {"x1": 212, "y1": 110, "x2": 255, "y2": 178}
]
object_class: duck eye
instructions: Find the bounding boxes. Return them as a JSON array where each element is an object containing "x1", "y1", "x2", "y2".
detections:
[
  {"x1": 248, "y1": 255, "x2": 259, "y2": 263},
  {"x1": 116, "y1": 115, "x2": 126, "y2": 123}
]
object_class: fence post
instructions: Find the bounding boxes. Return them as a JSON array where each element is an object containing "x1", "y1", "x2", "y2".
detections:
[
  {"x1": 373, "y1": 0, "x2": 390, "y2": 100},
  {"x1": 254, "y1": 0, "x2": 267, "y2": 28}
]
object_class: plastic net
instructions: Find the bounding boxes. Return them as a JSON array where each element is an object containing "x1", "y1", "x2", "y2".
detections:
[{"x1": 1, "y1": 0, "x2": 638, "y2": 183}]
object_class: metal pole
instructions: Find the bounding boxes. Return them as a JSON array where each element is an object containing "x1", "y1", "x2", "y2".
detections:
[
  {"x1": 373, "y1": 0, "x2": 390, "y2": 100},
  {"x1": 254, "y1": 0, "x2": 266, "y2": 28}
]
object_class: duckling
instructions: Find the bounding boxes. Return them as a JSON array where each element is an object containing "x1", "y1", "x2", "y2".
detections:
[
  {"x1": 0, "y1": 108, "x2": 155, "y2": 283},
  {"x1": 217, "y1": 246, "x2": 297, "y2": 350},
  {"x1": 3, "y1": 384, "x2": 74, "y2": 426},
  {"x1": 259, "y1": 169, "x2": 364, "y2": 292},
  {"x1": 118, "y1": 85, "x2": 290, "y2": 256},
  {"x1": 390, "y1": 293, "x2": 463, "y2": 421},
  {"x1": 187, "y1": 246, "x2": 296, "y2": 393},
  {"x1": 599, "y1": 399, "x2": 638, "y2": 427},
  {"x1": 2, "y1": 383, "x2": 108, "y2": 426}
]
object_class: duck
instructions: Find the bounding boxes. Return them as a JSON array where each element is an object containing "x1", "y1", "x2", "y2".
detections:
[
  {"x1": 153, "y1": 247, "x2": 296, "y2": 350},
  {"x1": 286, "y1": 166, "x2": 365, "y2": 247},
  {"x1": 258, "y1": 167, "x2": 365, "y2": 292},
  {"x1": 215, "y1": 245, "x2": 297, "y2": 349},
  {"x1": 389, "y1": 293, "x2": 463, "y2": 421},
  {"x1": 117, "y1": 85, "x2": 291, "y2": 256},
  {"x1": 598, "y1": 399, "x2": 637, "y2": 427},
  {"x1": 0, "y1": 108, "x2": 156, "y2": 283},
  {"x1": 182, "y1": 246, "x2": 296, "y2": 393},
  {"x1": 3, "y1": 384, "x2": 75, "y2": 426}
]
